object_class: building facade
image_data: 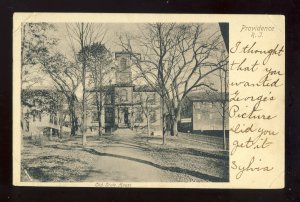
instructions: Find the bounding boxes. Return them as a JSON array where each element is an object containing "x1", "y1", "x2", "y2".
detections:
[
  {"x1": 21, "y1": 89, "x2": 71, "y2": 138},
  {"x1": 86, "y1": 52, "x2": 162, "y2": 135},
  {"x1": 180, "y1": 92, "x2": 229, "y2": 134}
]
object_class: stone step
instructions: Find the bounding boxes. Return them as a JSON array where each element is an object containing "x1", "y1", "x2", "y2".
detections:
[{"x1": 113, "y1": 128, "x2": 136, "y2": 135}]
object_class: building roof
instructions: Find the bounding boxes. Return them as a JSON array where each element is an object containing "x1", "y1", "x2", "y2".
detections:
[
  {"x1": 114, "y1": 51, "x2": 141, "y2": 60},
  {"x1": 186, "y1": 91, "x2": 228, "y2": 102},
  {"x1": 134, "y1": 85, "x2": 156, "y2": 92}
]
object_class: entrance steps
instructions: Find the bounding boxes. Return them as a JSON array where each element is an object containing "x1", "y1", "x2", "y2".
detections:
[{"x1": 113, "y1": 128, "x2": 136, "y2": 135}]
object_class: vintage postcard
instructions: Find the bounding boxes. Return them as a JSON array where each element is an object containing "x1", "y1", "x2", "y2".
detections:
[{"x1": 13, "y1": 13, "x2": 285, "y2": 188}]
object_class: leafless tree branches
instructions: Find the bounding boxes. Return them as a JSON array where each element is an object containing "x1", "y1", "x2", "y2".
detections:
[
  {"x1": 119, "y1": 23, "x2": 228, "y2": 141},
  {"x1": 65, "y1": 23, "x2": 106, "y2": 145}
]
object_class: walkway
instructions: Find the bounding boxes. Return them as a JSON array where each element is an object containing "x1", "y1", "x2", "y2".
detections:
[{"x1": 84, "y1": 130, "x2": 168, "y2": 182}]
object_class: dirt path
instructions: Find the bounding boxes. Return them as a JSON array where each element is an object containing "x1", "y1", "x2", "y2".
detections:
[{"x1": 84, "y1": 130, "x2": 169, "y2": 182}]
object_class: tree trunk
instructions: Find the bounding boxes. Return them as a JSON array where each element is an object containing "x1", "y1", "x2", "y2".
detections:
[
  {"x1": 69, "y1": 97, "x2": 77, "y2": 137},
  {"x1": 70, "y1": 109, "x2": 76, "y2": 137},
  {"x1": 81, "y1": 30, "x2": 87, "y2": 146},
  {"x1": 223, "y1": 127, "x2": 226, "y2": 150},
  {"x1": 147, "y1": 116, "x2": 150, "y2": 136},
  {"x1": 39, "y1": 131, "x2": 44, "y2": 146},
  {"x1": 49, "y1": 128, "x2": 53, "y2": 141},
  {"x1": 82, "y1": 132, "x2": 87, "y2": 145},
  {"x1": 98, "y1": 110, "x2": 102, "y2": 136},
  {"x1": 59, "y1": 124, "x2": 63, "y2": 139},
  {"x1": 162, "y1": 115, "x2": 166, "y2": 144},
  {"x1": 170, "y1": 119, "x2": 174, "y2": 136},
  {"x1": 163, "y1": 121, "x2": 166, "y2": 145},
  {"x1": 82, "y1": 73, "x2": 87, "y2": 146},
  {"x1": 58, "y1": 108, "x2": 63, "y2": 139},
  {"x1": 171, "y1": 107, "x2": 181, "y2": 136},
  {"x1": 82, "y1": 91, "x2": 87, "y2": 146},
  {"x1": 98, "y1": 92, "x2": 103, "y2": 136},
  {"x1": 21, "y1": 110, "x2": 24, "y2": 149},
  {"x1": 222, "y1": 103, "x2": 227, "y2": 150},
  {"x1": 82, "y1": 99, "x2": 87, "y2": 145},
  {"x1": 160, "y1": 97, "x2": 166, "y2": 145},
  {"x1": 223, "y1": 67, "x2": 228, "y2": 150},
  {"x1": 172, "y1": 120, "x2": 178, "y2": 137}
]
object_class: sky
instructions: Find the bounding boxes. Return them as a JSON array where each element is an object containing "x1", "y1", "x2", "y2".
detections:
[
  {"x1": 25, "y1": 23, "x2": 228, "y2": 99},
  {"x1": 53, "y1": 23, "x2": 141, "y2": 57},
  {"x1": 53, "y1": 23, "x2": 224, "y2": 57}
]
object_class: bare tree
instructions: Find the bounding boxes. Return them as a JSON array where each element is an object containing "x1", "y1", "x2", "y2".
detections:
[
  {"x1": 38, "y1": 52, "x2": 81, "y2": 137},
  {"x1": 135, "y1": 90, "x2": 158, "y2": 137},
  {"x1": 205, "y1": 49, "x2": 229, "y2": 150},
  {"x1": 119, "y1": 23, "x2": 227, "y2": 143},
  {"x1": 65, "y1": 23, "x2": 106, "y2": 145},
  {"x1": 82, "y1": 42, "x2": 113, "y2": 136}
]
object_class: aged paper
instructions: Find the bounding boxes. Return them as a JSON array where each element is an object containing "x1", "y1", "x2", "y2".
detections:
[{"x1": 13, "y1": 13, "x2": 285, "y2": 188}]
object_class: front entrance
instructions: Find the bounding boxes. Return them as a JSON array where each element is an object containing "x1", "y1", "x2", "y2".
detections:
[
  {"x1": 124, "y1": 108, "x2": 129, "y2": 125},
  {"x1": 105, "y1": 107, "x2": 115, "y2": 132},
  {"x1": 118, "y1": 107, "x2": 130, "y2": 127}
]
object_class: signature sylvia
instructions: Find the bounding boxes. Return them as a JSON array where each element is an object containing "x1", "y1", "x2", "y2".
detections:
[{"x1": 231, "y1": 156, "x2": 274, "y2": 179}]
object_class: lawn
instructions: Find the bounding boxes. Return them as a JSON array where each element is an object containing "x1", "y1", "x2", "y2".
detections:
[
  {"x1": 21, "y1": 137, "x2": 99, "y2": 182},
  {"x1": 21, "y1": 133, "x2": 229, "y2": 182}
]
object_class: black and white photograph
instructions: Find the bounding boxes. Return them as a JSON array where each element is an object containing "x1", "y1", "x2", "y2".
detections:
[
  {"x1": 0, "y1": 1, "x2": 290, "y2": 199},
  {"x1": 19, "y1": 21, "x2": 229, "y2": 184}
]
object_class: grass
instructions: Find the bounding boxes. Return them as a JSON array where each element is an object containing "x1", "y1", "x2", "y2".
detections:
[
  {"x1": 132, "y1": 134, "x2": 229, "y2": 182},
  {"x1": 22, "y1": 155, "x2": 90, "y2": 182},
  {"x1": 21, "y1": 138, "x2": 97, "y2": 182},
  {"x1": 21, "y1": 132, "x2": 229, "y2": 182}
]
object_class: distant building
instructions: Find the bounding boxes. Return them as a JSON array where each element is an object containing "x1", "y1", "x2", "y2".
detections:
[
  {"x1": 180, "y1": 92, "x2": 229, "y2": 134},
  {"x1": 21, "y1": 89, "x2": 71, "y2": 138},
  {"x1": 86, "y1": 51, "x2": 162, "y2": 135}
]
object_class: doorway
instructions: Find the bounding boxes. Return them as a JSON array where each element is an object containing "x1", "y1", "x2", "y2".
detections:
[{"x1": 124, "y1": 108, "x2": 129, "y2": 125}]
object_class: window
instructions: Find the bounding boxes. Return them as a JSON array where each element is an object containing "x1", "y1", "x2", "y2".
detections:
[
  {"x1": 135, "y1": 108, "x2": 143, "y2": 123},
  {"x1": 195, "y1": 102, "x2": 201, "y2": 109},
  {"x1": 39, "y1": 113, "x2": 42, "y2": 122},
  {"x1": 197, "y1": 114, "x2": 201, "y2": 120},
  {"x1": 92, "y1": 112, "x2": 99, "y2": 122},
  {"x1": 120, "y1": 58, "x2": 127, "y2": 70},
  {"x1": 33, "y1": 113, "x2": 36, "y2": 122},
  {"x1": 120, "y1": 89, "x2": 128, "y2": 101},
  {"x1": 105, "y1": 107, "x2": 114, "y2": 123},
  {"x1": 124, "y1": 73, "x2": 131, "y2": 83},
  {"x1": 50, "y1": 113, "x2": 56, "y2": 124},
  {"x1": 105, "y1": 94, "x2": 112, "y2": 104},
  {"x1": 134, "y1": 94, "x2": 142, "y2": 103},
  {"x1": 54, "y1": 116, "x2": 58, "y2": 125},
  {"x1": 149, "y1": 110, "x2": 156, "y2": 122},
  {"x1": 147, "y1": 93, "x2": 156, "y2": 104}
]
